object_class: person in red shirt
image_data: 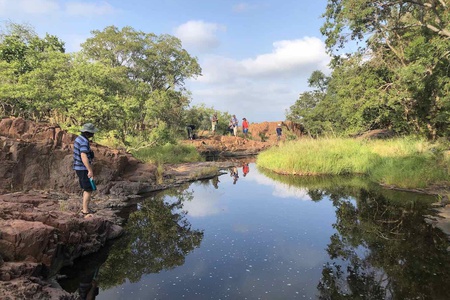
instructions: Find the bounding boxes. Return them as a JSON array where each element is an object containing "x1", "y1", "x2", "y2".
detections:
[{"x1": 242, "y1": 118, "x2": 249, "y2": 139}]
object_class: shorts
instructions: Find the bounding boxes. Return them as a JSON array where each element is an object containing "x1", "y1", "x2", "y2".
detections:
[
  {"x1": 76, "y1": 170, "x2": 93, "y2": 191},
  {"x1": 243, "y1": 128, "x2": 248, "y2": 134}
]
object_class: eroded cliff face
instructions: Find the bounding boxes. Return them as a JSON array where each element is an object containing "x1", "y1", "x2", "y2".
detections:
[{"x1": 0, "y1": 117, "x2": 157, "y2": 195}]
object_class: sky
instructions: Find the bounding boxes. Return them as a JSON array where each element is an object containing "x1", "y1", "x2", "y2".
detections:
[{"x1": 0, "y1": 0, "x2": 333, "y2": 123}]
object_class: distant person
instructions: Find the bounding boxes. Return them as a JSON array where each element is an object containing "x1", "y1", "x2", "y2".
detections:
[
  {"x1": 242, "y1": 163, "x2": 249, "y2": 177},
  {"x1": 186, "y1": 124, "x2": 195, "y2": 140},
  {"x1": 73, "y1": 123, "x2": 98, "y2": 216},
  {"x1": 242, "y1": 118, "x2": 249, "y2": 138},
  {"x1": 231, "y1": 115, "x2": 239, "y2": 137},
  {"x1": 276, "y1": 124, "x2": 282, "y2": 141},
  {"x1": 211, "y1": 113, "x2": 218, "y2": 135},
  {"x1": 228, "y1": 119, "x2": 234, "y2": 135}
]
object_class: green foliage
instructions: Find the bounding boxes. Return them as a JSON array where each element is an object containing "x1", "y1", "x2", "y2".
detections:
[
  {"x1": 131, "y1": 143, "x2": 203, "y2": 164},
  {"x1": 0, "y1": 22, "x2": 207, "y2": 146},
  {"x1": 184, "y1": 104, "x2": 231, "y2": 134},
  {"x1": 80, "y1": 25, "x2": 202, "y2": 137},
  {"x1": 291, "y1": 1, "x2": 450, "y2": 139},
  {"x1": 257, "y1": 137, "x2": 450, "y2": 188},
  {"x1": 258, "y1": 131, "x2": 267, "y2": 142},
  {"x1": 0, "y1": 22, "x2": 66, "y2": 120}
]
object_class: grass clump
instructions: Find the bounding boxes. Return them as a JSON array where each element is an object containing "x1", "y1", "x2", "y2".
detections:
[
  {"x1": 132, "y1": 143, "x2": 204, "y2": 164},
  {"x1": 257, "y1": 137, "x2": 450, "y2": 189}
]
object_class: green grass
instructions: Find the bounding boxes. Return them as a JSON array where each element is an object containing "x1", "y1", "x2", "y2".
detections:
[
  {"x1": 131, "y1": 143, "x2": 204, "y2": 164},
  {"x1": 257, "y1": 137, "x2": 450, "y2": 189}
]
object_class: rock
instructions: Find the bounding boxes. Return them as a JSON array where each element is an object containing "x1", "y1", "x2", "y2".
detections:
[{"x1": 0, "y1": 117, "x2": 157, "y2": 195}]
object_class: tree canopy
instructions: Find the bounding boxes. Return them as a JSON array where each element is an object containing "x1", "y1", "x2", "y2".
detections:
[
  {"x1": 0, "y1": 22, "x2": 210, "y2": 146},
  {"x1": 287, "y1": 0, "x2": 450, "y2": 139}
]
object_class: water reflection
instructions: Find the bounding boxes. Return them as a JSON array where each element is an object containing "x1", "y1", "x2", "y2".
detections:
[
  {"x1": 62, "y1": 164, "x2": 450, "y2": 299},
  {"x1": 96, "y1": 188, "x2": 203, "y2": 289},
  {"x1": 259, "y1": 167, "x2": 450, "y2": 299}
]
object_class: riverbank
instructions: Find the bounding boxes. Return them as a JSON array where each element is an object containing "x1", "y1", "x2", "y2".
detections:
[
  {"x1": 257, "y1": 137, "x2": 450, "y2": 244},
  {"x1": 257, "y1": 137, "x2": 450, "y2": 189},
  {"x1": 0, "y1": 117, "x2": 259, "y2": 299},
  {"x1": 2, "y1": 118, "x2": 450, "y2": 298}
]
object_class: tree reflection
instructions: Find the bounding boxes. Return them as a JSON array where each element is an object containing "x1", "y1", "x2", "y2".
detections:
[
  {"x1": 259, "y1": 167, "x2": 450, "y2": 299},
  {"x1": 97, "y1": 189, "x2": 204, "y2": 289},
  {"x1": 318, "y1": 190, "x2": 450, "y2": 299}
]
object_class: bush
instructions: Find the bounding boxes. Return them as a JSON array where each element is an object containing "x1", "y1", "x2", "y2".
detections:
[{"x1": 131, "y1": 143, "x2": 203, "y2": 164}]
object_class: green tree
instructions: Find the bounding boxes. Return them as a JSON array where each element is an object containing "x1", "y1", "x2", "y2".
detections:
[
  {"x1": 81, "y1": 26, "x2": 202, "y2": 137},
  {"x1": 0, "y1": 22, "x2": 66, "y2": 119},
  {"x1": 320, "y1": 0, "x2": 450, "y2": 138}
]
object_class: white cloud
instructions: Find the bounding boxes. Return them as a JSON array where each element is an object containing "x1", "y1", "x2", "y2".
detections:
[
  {"x1": 0, "y1": 0, "x2": 59, "y2": 16},
  {"x1": 232, "y1": 2, "x2": 262, "y2": 13},
  {"x1": 242, "y1": 37, "x2": 328, "y2": 76},
  {"x1": 197, "y1": 37, "x2": 328, "y2": 83},
  {"x1": 187, "y1": 36, "x2": 330, "y2": 121},
  {"x1": 0, "y1": 1, "x2": 116, "y2": 18},
  {"x1": 65, "y1": 1, "x2": 116, "y2": 16},
  {"x1": 233, "y1": 3, "x2": 250, "y2": 13},
  {"x1": 174, "y1": 20, "x2": 225, "y2": 53}
]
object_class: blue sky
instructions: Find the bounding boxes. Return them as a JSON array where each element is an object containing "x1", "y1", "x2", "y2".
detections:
[{"x1": 0, "y1": 0, "x2": 333, "y2": 122}]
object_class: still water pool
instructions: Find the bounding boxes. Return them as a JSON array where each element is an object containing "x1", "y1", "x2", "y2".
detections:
[{"x1": 61, "y1": 163, "x2": 450, "y2": 299}]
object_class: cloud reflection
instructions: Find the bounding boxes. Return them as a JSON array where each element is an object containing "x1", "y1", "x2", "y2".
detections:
[
  {"x1": 247, "y1": 172, "x2": 312, "y2": 201},
  {"x1": 182, "y1": 185, "x2": 227, "y2": 217}
]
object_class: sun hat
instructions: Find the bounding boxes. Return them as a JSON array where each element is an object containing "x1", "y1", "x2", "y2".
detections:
[{"x1": 80, "y1": 123, "x2": 99, "y2": 133}]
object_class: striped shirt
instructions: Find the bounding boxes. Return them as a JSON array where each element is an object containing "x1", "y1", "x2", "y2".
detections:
[{"x1": 73, "y1": 135, "x2": 92, "y2": 170}]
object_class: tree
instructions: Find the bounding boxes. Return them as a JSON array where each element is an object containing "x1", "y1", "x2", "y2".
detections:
[
  {"x1": 0, "y1": 22, "x2": 66, "y2": 120},
  {"x1": 81, "y1": 26, "x2": 202, "y2": 135},
  {"x1": 320, "y1": 0, "x2": 450, "y2": 138}
]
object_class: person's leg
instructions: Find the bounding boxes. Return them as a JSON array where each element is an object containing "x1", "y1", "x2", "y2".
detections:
[
  {"x1": 76, "y1": 170, "x2": 94, "y2": 214},
  {"x1": 233, "y1": 126, "x2": 238, "y2": 137},
  {"x1": 83, "y1": 190, "x2": 92, "y2": 213}
]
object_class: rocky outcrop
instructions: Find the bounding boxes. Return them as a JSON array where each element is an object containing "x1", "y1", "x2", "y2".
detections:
[
  {"x1": 0, "y1": 117, "x2": 157, "y2": 195},
  {"x1": 186, "y1": 121, "x2": 303, "y2": 157},
  {"x1": 0, "y1": 117, "x2": 156, "y2": 298},
  {"x1": 0, "y1": 190, "x2": 123, "y2": 299}
]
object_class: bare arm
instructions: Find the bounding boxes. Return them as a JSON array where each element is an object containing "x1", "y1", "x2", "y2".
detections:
[{"x1": 81, "y1": 152, "x2": 94, "y2": 178}]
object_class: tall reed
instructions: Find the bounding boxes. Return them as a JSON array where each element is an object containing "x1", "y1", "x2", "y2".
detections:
[{"x1": 257, "y1": 137, "x2": 450, "y2": 188}]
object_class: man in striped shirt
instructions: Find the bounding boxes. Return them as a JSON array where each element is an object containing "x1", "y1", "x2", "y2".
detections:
[{"x1": 73, "y1": 123, "x2": 98, "y2": 215}]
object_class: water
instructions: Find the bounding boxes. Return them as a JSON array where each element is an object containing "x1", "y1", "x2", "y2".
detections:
[{"x1": 60, "y1": 163, "x2": 450, "y2": 299}]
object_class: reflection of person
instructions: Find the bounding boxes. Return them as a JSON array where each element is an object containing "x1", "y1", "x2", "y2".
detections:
[
  {"x1": 212, "y1": 176, "x2": 220, "y2": 189},
  {"x1": 243, "y1": 163, "x2": 249, "y2": 177},
  {"x1": 242, "y1": 118, "x2": 249, "y2": 138},
  {"x1": 231, "y1": 166, "x2": 239, "y2": 184},
  {"x1": 211, "y1": 113, "x2": 218, "y2": 135},
  {"x1": 73, "y1": 123, "x2": 98, "y2": 216},
  {"x1": 276, "y1": 123, "x2": 282, "y2": 141},
  {"x1": 78, "y1": 268, "x2": 99, "y2": 300}
]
